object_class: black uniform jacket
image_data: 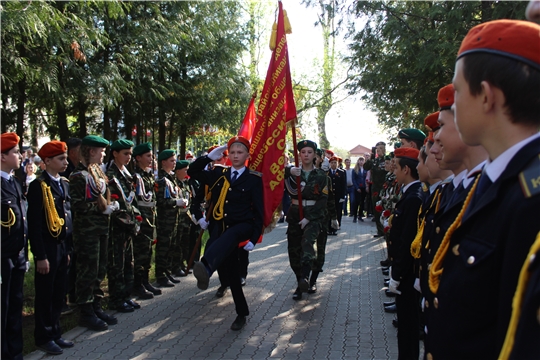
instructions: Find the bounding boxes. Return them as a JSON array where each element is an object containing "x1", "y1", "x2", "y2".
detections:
[
  {"x1": 389, "y1": 181, "x2": 423, "y2": 282},
  {"x1": 1, "y1": 176, "x2": 27, "y2": 258},
  {"x1": 27, "y1": 172, "x2": 72, "y2": 260},
  {"x1": 428, "y1": 137, "x2": 540, "y2": 360},
  {"x1": 329, "y1": 168, "x2": 347, "y2": 201},
  {"x1": 187, "y1": 156, "x2": 264, "y2": 245}
]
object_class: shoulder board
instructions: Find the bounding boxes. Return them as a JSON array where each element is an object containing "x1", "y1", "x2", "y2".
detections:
[
  {"x1": 60, "y1": 176, "x2": 69, "y2": 182},
  {"x1": 213, "y1": 164, "x2": 228, "y2": 169},
  {"x1": 519, "y1": 154, "x2": 540, "y2": 198},
  {"x1": 249, "y1": 170, "x2": 262, "y2": 177}
]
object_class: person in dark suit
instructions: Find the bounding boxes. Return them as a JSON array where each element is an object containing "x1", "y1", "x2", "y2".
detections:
[
  {"x1": 387, "y1": 147, "x2": 424, "y2": 360},
  {"x1": 328, "y1": 156, "x2": 347, "y2": 234},
  {"x1": 427, "y1": 20, "x2": 540, "y2": 359},
  {"x1": 1, "y1": 132, "x2": 27, "y2": 360},
  {"x1": 352, "y1": 156, "x2": 367, "y2": 222},
  {"x1": 27, "y1": 141, "x2": 74, "y2": 355},
  {"x1": 188, "y1": 136, "x2": 263, "y2": 331}
]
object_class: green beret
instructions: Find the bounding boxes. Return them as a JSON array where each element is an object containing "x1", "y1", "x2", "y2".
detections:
[
  {"x1": 82, "y1": 135, "x2": 109, "y2": 148},
  {"x1": 316, "y1": 148, "x2": 324, "y2": 157},
  {"x1": 398, "y1": 128, "x2": 426, "y2": 141},
  {"x1": 157, "y1": 149, "x2": 175, "y2": 162},
  {"x1": 133, "y1": 142, "x2": 152, "y2": 157},
  {"x1": 394, "y1": 142, "x2": 402, "y2": 149},
  {"x1": 175, "y1": 160, "x2": 190, "y2": 171},
  {"x1": 297, "y1": 139, "x2": 317, "y2": 151},
  {"x1": 110, "y1": 139, "x2": 134, "y2": 151},
  {"x1": 385, "y1": 154, "x2": 393, "y2": 160}
]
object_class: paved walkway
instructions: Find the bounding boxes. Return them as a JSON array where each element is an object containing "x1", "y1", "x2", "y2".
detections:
[{"x1": 28, "y1": 215, "x2": 404, "y2": 360}]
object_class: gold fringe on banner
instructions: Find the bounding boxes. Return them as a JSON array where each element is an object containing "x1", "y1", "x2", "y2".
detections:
[{"x1": 283, "y1": 10, "x2": 292, "y2": 34}]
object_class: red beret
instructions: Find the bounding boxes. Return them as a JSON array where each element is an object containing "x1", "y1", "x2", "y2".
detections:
[
  {"x1": 394, "y1": 147, "x2": 420, "y2": 161},
  {"x1": 38, "y1": 140, "x2": 68, "y2": 159},
  {"x1": 325, "y1": 149, "x2": 334, "y2": 157},
  {"x1": 207, "y1": 145, "x2": 218, "y2": 153},
  {"x1": 427, "y1": 132, "x2": 435, "y2": 144},
  {"x1": 329, "y1": 156, "x2": 338, "y2": 162},
  {"x1": 424, "y1": 111, "x2": 440, "y2": 132},
  {"x1": 438, "y1": 84, "x2": 454, "y2": 111},
  {"x1": 185, "y1": 153, "x2": 194, "y2": 159},
  {"x1": 1, "y1": 132, "x2": 20, "y2": 153},
  {"x1": 227, "y1": 136, "x2": 250, "y2": 150},
  {"x1": 458, "y1": 20, "x2": 540, "y2": 71}
]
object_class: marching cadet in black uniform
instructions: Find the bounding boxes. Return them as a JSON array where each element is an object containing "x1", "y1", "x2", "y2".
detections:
[
  {"x1": 27, "y1": 141, "x2": 74, "y2": 355},
  {"x1": 328, "y1": 156, "x2": 346, "y2": 234},
  {"x1": 1, "y1": 132, "x2": 27, "y2": 360},
  {"x1": 386, "y1": 147, "x2": 423, "y2": 360},
  {"x1": 428, "y1": 20, "x2": 540, "y2": 359},
  {"x1": 189, "y1": 136, "x2": 263, "y2": 331}
]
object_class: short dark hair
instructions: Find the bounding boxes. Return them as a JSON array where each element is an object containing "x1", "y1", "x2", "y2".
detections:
[
  {"x1": 397, "y1": 157, "x2": 419, "y2": 180},
  {"x1": 419, "y1": 146, "x2": 428, "y2": 163},
  {"x1": 66, "y1": 138, "x2": 82, "y2": 150},
  {"x1": 462, "y1": 53, "x2": 540, "y2": 127},
  {"x1": 376, "y1": 141, "x2": 386, "y2": 147}
]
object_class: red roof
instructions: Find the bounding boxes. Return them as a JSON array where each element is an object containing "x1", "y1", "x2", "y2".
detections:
[{"x1": 348, "y1": 144, "x2": 372, "y2": 156}]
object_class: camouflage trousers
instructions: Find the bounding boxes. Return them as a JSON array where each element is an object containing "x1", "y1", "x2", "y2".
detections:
[
  {"x1": 286, "y1": 206, "x2": 322, "y2": 276},
  {"x1": 133, "y1": 220, "x2": 154, "y2": 279},
  {"x1": 168, "y1": 213, "x2": 191, "y2": 274},
  {"x1": 155, "y1": 210, "x2": 178, "y2": 280},
  {"x1": 107, "y1": 225, "x2": 134, "y2": 308},
  {"x1": 372, "y1": 193, "x2": 384, "y2": 235},
  {"x1": 74, "y1": 232, "x2": 108, "y2": 305},
  {"x1": 313, "y1": 216, "x2": 330, "y2": 273}
]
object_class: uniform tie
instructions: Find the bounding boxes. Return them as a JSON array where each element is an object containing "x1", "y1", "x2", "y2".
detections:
[{"x1": 231, "y1": 170, "x2": 238, "y2": 184}]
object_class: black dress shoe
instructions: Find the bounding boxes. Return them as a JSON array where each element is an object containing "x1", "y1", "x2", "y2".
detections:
[
  {"x1": 381, "y1": 266, "x2": 389, "y2": 271},
  {"x1": 134, "y1": 284, "x2": 154, "y2": 300},
  {"x1": 384, "y1": 281, "x2": 390, "y2": 286},
  {"x1": 385, "y1": 289, "x2": 396, "y2": 297},
  {"x1": 380, "y1": 259, "x2": 391, "y2": 266},
  {"x1": 240, "y1": 277, "x2": 246, "y2": 286},
  {"x1": 383, "y1": 301, "x2": 395, "y2": 306},
  {"x1": 382, "y1": 269, "x2": 389, "y2": 276},
  {"x1": 126, "y1": 299, "x2": 141, "y2": 309},
  {"x1": 144, "y1": 282, "x2": 163, "y2": 295},
  {"x1": 55, "y1": 338, "x2": 74, "y2": 348},
  {"x1": 384, "y1": 278, "x2": 390, "y2": 282},
  {"x1": 166, "y1": 274, "x2": 181, "y2": 283},
  {"x1": 384, "y1": 304, "x2": 397, "y2": 313},
  {"x1": 307, "y1": 283, "x2": 317, "y2": 294},
  {"x1": 230, "y1": 315, "x2": 246, "y2": 331},
  {"x1": 193, "y1": 261, "x2": 210, "y2": 290},
  {"x1": 157, "y1": 277, "x2": 175, "y2": 287},
  {"x1": 359, "y1": 218, "x2": 364, "y2": 222},
  {"x1": 37, "y1": 341, "x2": 63, "y2": 355},
  {"x1": 292, "y1": 287, "x2": 303, "y2": 301},
  {"x1": 216, "y1": 286, "x2": 227, "y2": 298},
  {"x1": 116, "y1": 302, "x2": 135, "y2": 313},
  {"x1": 174, "y1": 269, "x2": 187, "y2": 277},
  {"x1": 392, "y1": 319, "x2": 399, "y2": 328}
]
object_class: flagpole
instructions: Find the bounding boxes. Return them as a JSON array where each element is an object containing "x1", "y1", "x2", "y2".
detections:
[{"x1": 290, "y1": 118, "x2": 304, "y2": 219}]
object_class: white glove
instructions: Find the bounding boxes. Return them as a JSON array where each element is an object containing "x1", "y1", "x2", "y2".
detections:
[
  {"x1": 339, "y1": 198, "x2": 345, "y2": 203},
  {"x1": 290, "y1": 167, "x2": 301, "y2": 177},
  {"x1": 134, "y1": 224, "x2": 141, "y2": 234},
  {"x1": 111, "y1": 201, "x2": 120, "y2": 211},
  {"x1": 176, "y1": 198, "x2": 187, "y2": 207},
  {"x1": 331, "y1": 219, "x2": 339, "y2": 230},
  {"x1": 389, "y1": 278, "x2": 401, "y2": 295},
  {"x1": 208, "y1": 145, "x2": 227, "y2": 161},
  {"x1": 298, "y1": 218, "x2": 310, "y2": 229},
  {"x1": 198, "y1": 218, "x2": 208, "y2": 230},
  {"x1": 243, "y1": 242, "x2": 255, "y2": 251},
  {"x1": 102, "y1": 203, "x2": 118, "y2": 215},
  {"x1": 321, "y1": 158, "x2": 330, "y2": 171},
  {"x1": 414, "y1": 278, "x2": 421, "y2": 293},
  {"x1": 25, "y1": 261, "x2": 30, "y2": 273}
]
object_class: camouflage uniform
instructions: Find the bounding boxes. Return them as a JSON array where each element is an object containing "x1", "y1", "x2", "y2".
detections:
[
  {"x1": 314, "y1": 173, "x2": 337, "y2": 273},
  {"x1": 155, "y1": 169, "x2": 180, "y2": 282},
  {"x1": 69, "y1": 163, "x2": 110, "y2": 305},
  {"x1": 364, "y1": 156, "x2": 388, "y2": 235},
  {"x1": 106, "y1": 163, "x2": 138, "y2": 309},
  {"x1": 285, "y1": 167, "x2": 329, "y2": 278},
  {"x1": 133, "y1": 166, "x2": 157, "y2": 289},
  {"x1": 168, "y1": 177, "x2": 192, "y2": 275}
]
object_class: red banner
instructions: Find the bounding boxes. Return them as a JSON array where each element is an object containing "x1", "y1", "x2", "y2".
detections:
[
  {"x1": 249, "y1": 1, "x2": 297, "y2": 228},
  {"x1": 238, "y1": 96, "x2": 256, "y2": 141}
]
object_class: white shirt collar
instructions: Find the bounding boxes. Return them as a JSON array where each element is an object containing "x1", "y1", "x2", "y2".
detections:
[
  {"x1": 231, "y1": 166, "x2": 246, "y2": 177},
  {"x1": 402, "y1": 180, "x2": 420, "y2": 194},
  {"x1": 463, "y1": 160, "x2": 487, "y2": 189},
  {"x1": 484, "y1": 132, "x2": 540, "y2": 183},
  {"x1": 429, "y1": 180, "x2": 442, "y2": 194},
  {"x1": 1, "y1": 170, "x2": 12, "y2": 181},
  {"x1": 46, "y1": 171, "x2": 61, "y2": 183},
  {"x1": 453, "y1": 170, "x2": 467, "y2": 189}
]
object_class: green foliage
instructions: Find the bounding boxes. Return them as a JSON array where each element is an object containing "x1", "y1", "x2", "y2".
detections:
[{"x1": 345, "y1": 1, "x2": 527, "y2": 132}]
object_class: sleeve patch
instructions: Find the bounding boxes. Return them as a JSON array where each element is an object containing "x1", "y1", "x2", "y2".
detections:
[
  {"x1": 519, "y1": 154, "x2": 540, "y2": 198},
  {"x1": 249, "y1": 170, "x2": 263, "y2": 177}
]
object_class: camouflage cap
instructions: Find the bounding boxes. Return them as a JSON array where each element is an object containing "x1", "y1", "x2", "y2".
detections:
[
  {"x1": 110, "y1": 139, "x2": 134, "y2": 151},
  {"x1": 82, "y1": 135, "x2": 109, "y2": 148}
]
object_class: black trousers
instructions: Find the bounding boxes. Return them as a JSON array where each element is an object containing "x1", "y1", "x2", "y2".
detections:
[
  {"x1": 218, "y1": 248, "x2": 249, "y2": 287},
  {"x1": 395, "y1": 277, "x2": 420, "y2": 360},
  {"x1": 1, "y1": 252, "x2": 25, "y2": 360},
  {"x1": 220, "y1": 248, "x2": 249, "y2": 316},
  {"x1": 352, "y1": 188, "x2": 367, "y2": 217},
  {"x1": 34, "y1": 242, "x2": 68, "y2": 346}
]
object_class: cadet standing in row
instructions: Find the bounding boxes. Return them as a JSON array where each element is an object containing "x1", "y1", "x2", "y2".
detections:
[{"x1": 170, "y1": 160, "x2": 192, "y2": 278}]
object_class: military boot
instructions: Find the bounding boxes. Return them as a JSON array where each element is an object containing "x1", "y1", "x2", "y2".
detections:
[
  {"x1": 298, "y1": 264, "x2": 311, "y2": 293},
  {"x1": 142, "y1": 272, "x2": 162, "y2": 295},
  {"x1": 79, "y1": 303, "x2": 108, "y2": 331},
  {"x1": 308, "y1": 271, "x2": 320, "y2": 294},
  {"x1": 92, "y1": 299, "x2": 118, "y2": 325},
  {"x1": 133, "y1": 274, "x2": 154, "y2": 300}
]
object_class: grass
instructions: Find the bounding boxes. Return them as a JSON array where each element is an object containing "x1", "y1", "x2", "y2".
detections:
[{"x1": 22, "y1": 232, "x2": 208, "y2": 355}]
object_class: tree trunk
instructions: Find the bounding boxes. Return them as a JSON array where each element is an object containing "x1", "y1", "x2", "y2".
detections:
[
  {"x1": 16, "y1": 78, "x2": 26, "y2": 145},
  {"x1": 158, "y1": 105, "x2": 166, "y2": 153},
  {"x1": 103, "y1": 107, "x2": 111, "y2": 138},
  {"x1": 77, "y1": 94, "x2": 88, "y2": 139},
  {"x1": 56, "y1": 98, "x2": 69, "y2": 141}
]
